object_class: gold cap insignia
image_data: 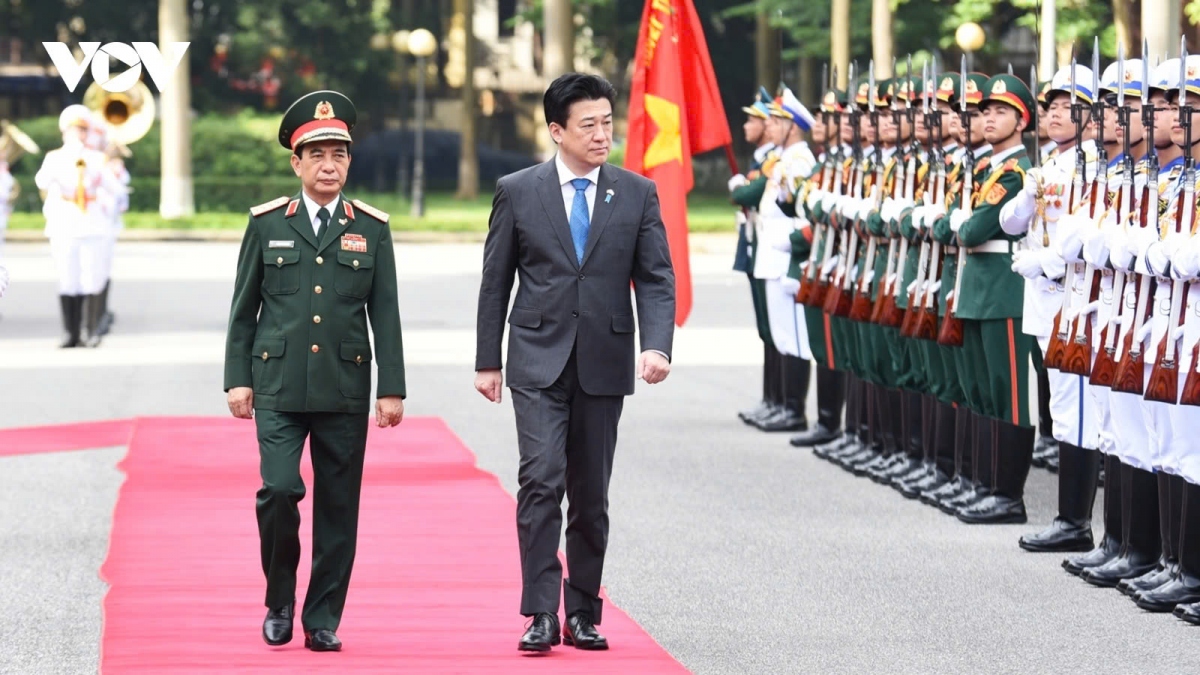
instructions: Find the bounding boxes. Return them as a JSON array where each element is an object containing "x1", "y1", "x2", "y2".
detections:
[
  {"x1": 314, "y1": 101, "x2": 335, "y2": 120},
  {"x1": 992, "y1": 79, "x2": 1008, "y2": 95},
  {"x1": 1124, "y1": 68, "x2": 1134, "y2": 82},
  {"x1": 939, "y1": 77, "x2": 954, "y2": 92},
  {"x1": 965, "y1": 80, "x2": 979, "y2": 94},
  {"x1": 1189, "y1": 65, "x2": 1199, "y2": 79},
  {"x1": 824, "y1": 91, "x2": 836, "y2": 105}
]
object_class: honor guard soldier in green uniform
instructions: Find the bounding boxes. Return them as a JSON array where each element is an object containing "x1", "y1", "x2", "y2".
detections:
[
  {"x1": 944, "y1": 73, "x2": 1037, "y2": 524},
  {"x1": 223, "y1": 90, "x2": 407, "y2": 652}
]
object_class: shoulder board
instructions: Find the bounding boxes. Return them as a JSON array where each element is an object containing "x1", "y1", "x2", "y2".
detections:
[
  {"x1": 351, "y1": 199, "x2": 390, "y2": 223},
  {"x1": 249, "y1": 196, "x2": 289, "y2": 217},
  {"x1": 1003, "y1": 158, "x2": 1025, "y2": 176}
]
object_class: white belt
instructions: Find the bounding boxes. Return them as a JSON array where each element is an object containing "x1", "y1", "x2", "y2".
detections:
[
  {"x1": 966, "y1": 240, "x2": 1014, "y2": 255},
  {"x1": 945, "y1": 245, "x2": 958, "y2": 253}
]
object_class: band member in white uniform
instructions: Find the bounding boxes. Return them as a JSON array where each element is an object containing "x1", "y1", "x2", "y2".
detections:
[{"x1": 35, "y1": 105, "x2": 123, "y2": 348}]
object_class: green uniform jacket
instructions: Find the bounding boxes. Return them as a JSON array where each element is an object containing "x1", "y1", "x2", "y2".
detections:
[
  {"x1": 731, "y1": 175, "x2": 768, "y2": 209},
  {"x1": 953, "y1": 148, "x2": 1029, "y2": 320},
  {"x1": 933, "y1": 150, "x2": 992, "y2": 315},
  {"x1": 224, "y1": 192, "x2": 407, "y2": 412}
]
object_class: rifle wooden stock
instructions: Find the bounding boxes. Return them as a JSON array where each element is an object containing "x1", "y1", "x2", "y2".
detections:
[
  {"x1": 1088, "y1": 336, "x2": 1118, "y2": 387},
  {"x1": 1145, "y1": 336, "x2": 1180, "y2": 404},
  {"x1": 899, "y1": 290, "x2": 919, "y2": 336},
  {"x1": 1043, "y1": 311, "x2": 1068, "y2": 369},
  {"x1": 878, "y1": 289, "x2": 904, "y2": 327},
  {"x1": 915, "y1": 302, "x2": 939, "y2": 341},
  {"x1": 1110, "y1": 328, "x2": 1146, "y2": 395},
  {"x1": 848, "y1": 285, "x2": 874, "y2": 321},
  {"x1": 936, "y1": 311, "x2": 964, "y2": 347},
  {"x1": 1180, "y1": 340, "x2": 1200, "y2": 406},
  {"x1": 1059, "y1": 320, "x2": 1094, "y2": 376}
]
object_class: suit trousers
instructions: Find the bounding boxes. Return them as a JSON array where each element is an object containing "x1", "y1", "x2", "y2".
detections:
[
  {"x1": 255, "y1": 409, "x2": 368, "y2": 631},
  {"x1": 510, "y1": 349, "x2": 624, "y2": 623},
  {"x1": 50, "y1": 235, "x2": 106, "y2": 295}
]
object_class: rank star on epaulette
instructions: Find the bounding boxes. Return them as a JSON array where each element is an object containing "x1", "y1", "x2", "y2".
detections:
[
  {"x1": 250, "y1": 196, "x2": 289, "y2": 217},
  {"x1": 351, "y1": 199, "x2": 390, "y2": 223}
]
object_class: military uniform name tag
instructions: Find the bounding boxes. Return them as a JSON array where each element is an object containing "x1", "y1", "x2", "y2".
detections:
[
  {"x1": 268, "y1": 240, "x2": 295, "y2": 248},
  {"x1": 341, "y1": 233, "x2": 367, "y2": 253}
]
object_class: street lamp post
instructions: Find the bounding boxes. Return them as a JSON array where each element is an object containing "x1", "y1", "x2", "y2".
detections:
[
  {"x1": 956, "y1": 22, "x2": 986, "y2": 73},
  {"x1": 391, "y1": 30, "x2": 412, "y2": 199},
  {"x1": 407, "y1": 28, "x2": 437, "y2": 218}
]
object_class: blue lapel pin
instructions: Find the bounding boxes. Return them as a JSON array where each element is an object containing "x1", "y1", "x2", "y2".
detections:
[{"x1": 605, "y1": 189, "x2": 614, "y2": 204}]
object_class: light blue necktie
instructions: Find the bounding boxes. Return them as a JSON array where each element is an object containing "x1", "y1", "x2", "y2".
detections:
[{"x1": 568, "y1": 177, "x2": 591, "y2": 264}]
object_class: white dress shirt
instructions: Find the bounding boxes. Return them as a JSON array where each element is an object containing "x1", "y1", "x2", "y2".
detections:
[
  {"x1": 301, "y1": 190, "x2": 341, "y2": 236},
  {"x1": 555, "y1": 153, "x2": 601, "y2": 224}
]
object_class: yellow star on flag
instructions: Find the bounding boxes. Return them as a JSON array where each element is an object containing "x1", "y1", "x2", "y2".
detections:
[{"x1": 642, "y1": 93, "x2": 682, "y2": 171}]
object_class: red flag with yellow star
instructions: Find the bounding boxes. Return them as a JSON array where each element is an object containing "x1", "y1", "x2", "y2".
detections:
[{"x1": 625, "y1": 0, "x2": 732, "y2": 327}]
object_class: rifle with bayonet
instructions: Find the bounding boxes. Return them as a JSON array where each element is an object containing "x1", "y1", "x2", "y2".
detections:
[
  {"x1": 825, "y1": 62, "x2": 864, "y2": 317},
  {"x1": 850, "y1": 60, "x2": 887, "y2": 322},
  {"x1": 798, "y1": 63, "x2": 834, "y2": 304},
  {"x1": 910, "y1": 61, "x2": 946, "y2": 341},
  {"x1": 1061, "y1": 41, "x2": 1110, "y2": 376},
  {"x1": 1044, "y1": 54, "x2": 1088, "y2": 369},
  {"x1": 936, "y1": 55, "x2": 973, "y2": 347},
  {"x1": 878, "y1": 57, "x2": 919, "y2": 327},
  {"x1": 1149, "y1": 41, "x2": 1194, "y2": 404},
  {"x1": 1113, "y1": 40, "x2": 1159, "y2": 394},
  {"x1": 1091, "y1": 43, "x2": 1134, "y2": 388},
  {"x1": 804, "y1": 83, "x2": 845, "y2": 308}
]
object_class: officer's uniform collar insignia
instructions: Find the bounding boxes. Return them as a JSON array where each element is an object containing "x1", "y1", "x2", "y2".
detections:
[
  {"x1": 343, "y1": 200, "x2": 355, "y2": 220},
  {"x1": 285, "y1": 199, "x2": 300, "y2": 218}
]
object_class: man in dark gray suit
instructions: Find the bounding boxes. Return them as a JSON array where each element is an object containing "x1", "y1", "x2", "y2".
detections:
[{"x1": 474, "y1": 73, "x2": 676, "y2": 653}]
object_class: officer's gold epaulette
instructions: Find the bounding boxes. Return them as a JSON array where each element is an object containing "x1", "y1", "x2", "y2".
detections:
[
  {"x1": 351, "y1": 199, "x2": 390, "y2": 223},
  {"x1": 250, "y1": 196, "x2": 289, "y2": 217}
]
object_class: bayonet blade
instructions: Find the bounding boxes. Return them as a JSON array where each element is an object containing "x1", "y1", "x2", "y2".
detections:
[
  {"x1": 1117, "y1": 41, "x2": 1125, "y2": 109},
  {"x1": 1143, "y1": 38, "x2": 1150, "y2": 105},
  {"x1": 869, "y1": 60, "x2": 876, "y2": 114},
  {"x1": 960, "y1": 54, "x2": 967, "y2": 113}
]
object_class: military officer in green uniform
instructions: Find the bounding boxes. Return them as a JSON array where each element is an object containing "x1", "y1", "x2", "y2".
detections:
[
  {"x1": 943, "y1": 73, "x2": 1037, "y2": 524},
  {"x1": 223, "y1": 90, "x2": 407, "y2": 652}
]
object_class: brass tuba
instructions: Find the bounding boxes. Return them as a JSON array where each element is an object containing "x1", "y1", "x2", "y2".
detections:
[{"x1": 83, "y1": 78, "x2": 156, "y2": 146}]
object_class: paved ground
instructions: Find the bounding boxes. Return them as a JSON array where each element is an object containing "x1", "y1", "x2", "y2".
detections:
[{"x1": 1, "y1": 239, "x2": 1198, "y2": 674}]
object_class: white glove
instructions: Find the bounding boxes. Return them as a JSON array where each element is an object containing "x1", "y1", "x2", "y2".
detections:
[
  {"x1": 1081, "y1": 212, "x2": 1115, "y2": 266},
  {"x1": 949, "y1": 209, "x2": 970, "y2": 234},
  {"x1": 0, "y1": 263, "x2": 7, "y2": 299},
  {"x1": 806, "y1": 188, "x2": 822, "y2": 211},
  {"x1": 1023, "y1": 167, "x2": 1042, "y2": 194},
  {"x1": 1168, "y1": 234, "x2": 1200, "y2": 280},
  {"x1": 927, "y1": 279, "x2": 942, "y2": 296},
  {"x1": 923, "y1": 204, "x2": 947, "y2": 231},
  {"x1": 881, "y1": 197, "x2": 898, "y2": 224},
  {"x1": 906, "y1": 279, "x2": 920, "y2": 296},
  {"x1": 1056, "y1": 211, "x2": 1094, "y2": 263},
  {"x1": 1011, "y1": 250, "x2": 1045, "y2": 280},
  {"x1": 1145, "y1": 241, "x2": 1171, "y2": 277},
  {"x1": 1039, "y1": 249, "x2": 1067, "y2": 280},
  {"x1": 728, "y1": 173, "x2": 748, "y2": 192},
  {"x1": 1006, "y1": 171, "x2": 1039, "y2": 222},
  {"x1": 780, "y1": 276, "x2": 801, "y2": 297},
  {"x1": 857, "y1": 199, "x2": 875, "y2": 222},
  {"x1": 821, "y1": 191, "x2": 837, "y2": 214},
  {"x1": 911, "y1": 205, "x2": 927, "y2": 231},
  {"x1": 821, "y1": 254, "x2": 840, "y2": 276}
]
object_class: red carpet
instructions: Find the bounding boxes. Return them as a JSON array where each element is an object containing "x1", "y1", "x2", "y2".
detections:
[
  {"x1": 96, "y1": 416, "x2": 688, "y2": 674},
  {"x1": 0, "y1": 419, "x2": 135, "y2": 457}
]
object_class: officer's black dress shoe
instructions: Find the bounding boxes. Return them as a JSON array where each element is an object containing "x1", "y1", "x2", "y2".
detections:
[
  {"x1": 812, "y1": 434, "x2": 853, "y2": 459},
  {"x1": 563, "y1": 613, "x2": 608, "y2": 650},
  {"x1": 1135, "y1": 573, "x2": 1200, "y2": 612},
  {"x1": 1119, "y1": 562, "x2": 1177, "y2": 596},
  {"x1": 790, "y1": 422, "x2": 841, "y2": 448},
  {"x1": 1019, "y1": 517, "x2": 1094, "y2": 552},
  {"x1": 899, "y1": 468, "x2": 948, "y2": 499},
  {"x1": 1062, "y1": 533, "x2": 1121, "y2": 577},
  {"x1": 304, "y1": 628, "x2": 341, "y2": 652},
  {"x1": 519, "y1": 613, "x2": 561, "y2": 652},
  {"x1": 1082, "y1": 551, "x2": 1159, "y2": 587},
  {"x1": 920, "y1": 476, "x2": 967, "y2": 507},
  {"x1": 739, "y1": 401, "x2": 773, "y2": 424},
  {"x1": 939, "y1": 484, "x2": 984, "y2": 515},
  {"x1": 1173, "y1": 600, "x2": 1200, "y2": 624},
  {"x1": 956, "y1": 495, "x2": 1027, "y2": 524},
  {"x1": 756, "y1": 410, "x2": 807, "y2": 432},
  {"x1": 262, "y1": 601, "x2": 293, "y2": 646}
]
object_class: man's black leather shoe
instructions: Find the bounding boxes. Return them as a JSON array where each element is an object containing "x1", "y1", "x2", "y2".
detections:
[
  {"x1": 262, "y1": 602, "x2": 293, "y2": 646},
  {"x1": 1019, "y1": 517, "x2": 1094, "y2": 552},
  {"x1": 1119, "y1": 562, "x2": 1176, "y2": 596},
  {"x1": 519, "y1": 613, "x2": 561, "y2": 652},
  {"x1": 1173, "y1": 600, "x2": 1200, "y2": 624},
  {"x1": 957, "y1": 495, "x2": 1028, "y2": 525},
  {"x1": 790, "y1": 422, "x2": 841, "y2": 448},
  {"x1": 304, "y1": 628, "x2": 341, "y2": 652},
  {"x1": 1135, "y1": 573, "x2": 1200, "y2": 612},
  {"x1": 563, "y1": 613, "x2": 608, "y2": 650}
]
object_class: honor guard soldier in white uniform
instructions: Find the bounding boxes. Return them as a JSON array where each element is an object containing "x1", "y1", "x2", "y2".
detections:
[
  {"x1": 1001, "y1": 63, "x2": 1103, "y2": 552},
  {"x1": 753, "y1": 84, "x2": 817, "y2": 432},
  {"x1": 36, "y1": 105, "x2": 124, "y2": 348}
]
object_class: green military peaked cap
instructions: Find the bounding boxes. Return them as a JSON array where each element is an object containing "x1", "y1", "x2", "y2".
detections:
[
  {"x1": 935, "y1": 73, "x2": 960, "y2": 104},
  {"x1": 957, "y1": 73, "x2": 989, "y2": 107},
  {"x1": 820, "y1": 87, "x2": 847, "y2": 112},
  {"x1": 1036, "y1": 80, "x2": 1052, "y2": 106},
  {"x1": 278, "y1": 90, "x2": 358, "y2": 150},
  {"x1": 982, "y1": 73, "x2": 1036, "y2": 126}
]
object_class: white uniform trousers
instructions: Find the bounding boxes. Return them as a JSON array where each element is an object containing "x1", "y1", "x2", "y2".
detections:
[
  {"x1": 1087, "y1": 273, "x2": 1117, "y2": 456},
  {"x1": 50, "y1": 235, "x2": 107, "y2": 295},
  {"x1": 1036, "y1": 333, "x2": 1099, "y2": 450},
  {"x1": 765, "y1": 278, "x2": 810, "y2": 359},
  {"x1": 1167, "y1": 284, "x2": 1200, "y2": 485}
]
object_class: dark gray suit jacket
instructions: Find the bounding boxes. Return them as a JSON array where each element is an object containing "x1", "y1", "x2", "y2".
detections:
[{"x1": 475, "y1": 159, "x2": 676, "y2": 396}]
